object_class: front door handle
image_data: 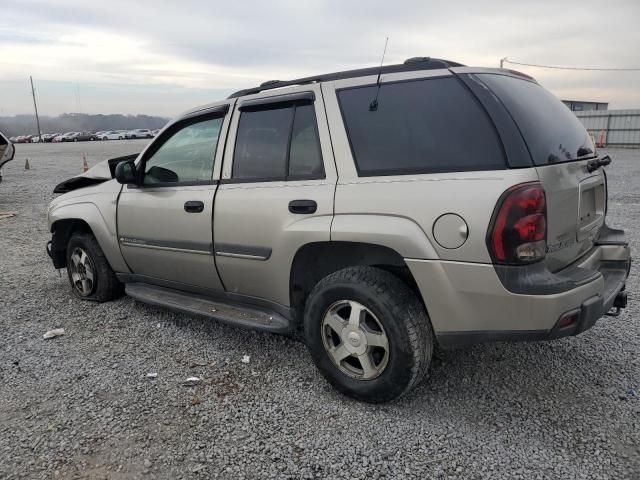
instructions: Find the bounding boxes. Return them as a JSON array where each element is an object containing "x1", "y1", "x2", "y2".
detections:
[
  {"x1": 289, "y1": 199, "x2": 317, "y2": 214},
  {"x1": 184, "y1": 200, "x2": 204, "y2": 213}
]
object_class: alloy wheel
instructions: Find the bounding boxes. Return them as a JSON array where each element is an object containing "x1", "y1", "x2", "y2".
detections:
[
  {"x1": 321, "y1": 300, "x2": 390, "y2": 380},
  {"x1": 69, "y1": 247, "x2": 96, "y2": 296}
]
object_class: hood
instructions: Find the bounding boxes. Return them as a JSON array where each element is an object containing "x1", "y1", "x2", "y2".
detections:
[{"x1": 53, "y1": 153, "x2": 139, "y2": 193}]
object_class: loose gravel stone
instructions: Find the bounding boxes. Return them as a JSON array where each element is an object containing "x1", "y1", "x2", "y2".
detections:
[{"x1": 0, "y1": 142, "x2": 638, "y2": 479}]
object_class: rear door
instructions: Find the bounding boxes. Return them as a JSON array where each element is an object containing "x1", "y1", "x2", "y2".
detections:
[
  {"x1": 213, "y1": 85, "x2": 337, "y2": 306},
  {"x1": 477, "y1": 73, "x2": 605, "y2": 271}
]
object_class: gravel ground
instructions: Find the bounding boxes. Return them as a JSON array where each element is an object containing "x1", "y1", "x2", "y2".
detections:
[{"x1": 0, "y1": 142, "x2": 638, "y2": 480}]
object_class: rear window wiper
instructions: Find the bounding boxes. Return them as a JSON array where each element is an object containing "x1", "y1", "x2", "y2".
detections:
[{"x1": 587, "y1": 155, "x2": 611, "y2": 173}]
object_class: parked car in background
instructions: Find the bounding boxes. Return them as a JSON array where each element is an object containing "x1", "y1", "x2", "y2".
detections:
[
  {"x1": 0, "y1": 130, "x2": 15, "y2": 183},
  {"x1": 53, "y1": 132, "x2": 76, "y2": 143},
  {"x1": 43, "y1": 133, "x2": 61, "y2": 142},
  {"x1": 152, "y1": 129, "x2": 160, "y2": 137},
  {"x1": 126, "y1": 129, "x2": 153, "y2": 139},
  {"x1": 30, "y1": 135, "x2": 43, "y2": 143},
  {"x1": 100, "y1": 131, "x2": 126, "y2": 141},
  {"x1": 68, "y1": 131, "x2": 98, "y2": 142}
]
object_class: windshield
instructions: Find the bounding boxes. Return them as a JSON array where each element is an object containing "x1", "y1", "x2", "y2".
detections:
[{"x1": 479, "y1": 74, "x2": 596, "y2": 165}]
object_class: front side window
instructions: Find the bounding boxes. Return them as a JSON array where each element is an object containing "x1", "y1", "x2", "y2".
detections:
[
  {"x1": 143, "y1": 117, "x2": 223, "y2": 185},
  {"x1": 232, "y1": 102, "x2": 324, "y2": 180},
  {"x1": 337, "y1": 77, "x2": 506, "y2": 176}
]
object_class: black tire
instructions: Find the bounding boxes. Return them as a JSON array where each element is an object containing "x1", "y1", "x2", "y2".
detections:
[
  {"x1": 66, "y1": 232, "x2": 123, "y2": 302},
  {"x1": 304, "y1": 266, "x2": 433, "y2": 403}
]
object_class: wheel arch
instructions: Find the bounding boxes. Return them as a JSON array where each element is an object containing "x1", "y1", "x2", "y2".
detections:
[
  {"x1": 289, "y1": 241, "x2": 425, "y2": 331},
  {"x1": 49, "y1": 203, "x2": 129, "y2": 273},
  {"x1": 49, "y1": 218, "x2": 93, "y2": 268}
]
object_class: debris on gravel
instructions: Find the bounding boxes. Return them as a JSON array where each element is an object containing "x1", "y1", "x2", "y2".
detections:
[
  {"x1": 183, "y1": 376, "x2": 202, "y2": 386},
  {"x1": 42, "y1": 328, "x2": 65, "y2": 339},
  {"x1": 0, "y1": 142, "x2": 638, "y2": 479}
]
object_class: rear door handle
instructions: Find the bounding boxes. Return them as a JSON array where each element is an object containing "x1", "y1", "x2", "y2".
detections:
[
  {"x1": 184, "y1": 200, "x2": 204, "y2": 213},
  {"x1": 288, "y1": 199, "x2": 317, "y2": 214}
]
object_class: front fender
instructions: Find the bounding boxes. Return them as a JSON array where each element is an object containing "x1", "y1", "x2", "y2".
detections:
[{"x1": 49, "y1": 202, "x2": 129, "y2": 273}]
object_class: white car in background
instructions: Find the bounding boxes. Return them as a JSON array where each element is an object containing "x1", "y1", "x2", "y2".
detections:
[
  {"x1": 100, "y1": 131, "x2": 126, "y2": 141},
  {"x1": 53, "y1": 132, "x2": 76, "y2": 143},
  {"x1": 126, "y1": 129, "x2": 153, "y2": 139}
]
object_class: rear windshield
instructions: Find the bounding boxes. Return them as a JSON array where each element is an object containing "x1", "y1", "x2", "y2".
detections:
[
  {"x1": 479, "y1": 74, "x2": 595, "y2": 165},
  {"x1": 337, "y1": 77, "x2": 506, "y2": 176}
]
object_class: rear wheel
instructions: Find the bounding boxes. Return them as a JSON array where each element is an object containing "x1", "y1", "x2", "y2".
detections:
[
  {"x1": 66, "y1": 233, "x2": 123, "y2": 302},
  {"x1": 304, "y1": 266, "x2": 433, "y2": 403}
]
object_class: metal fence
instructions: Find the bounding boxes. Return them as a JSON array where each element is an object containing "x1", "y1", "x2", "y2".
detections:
[{"x1": 575, "y1": 109, "x2": 640, "y2": 148}]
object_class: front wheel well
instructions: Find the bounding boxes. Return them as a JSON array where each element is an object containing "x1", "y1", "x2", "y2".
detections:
[
  {"x1": 289, "y1": 242, "x2": 422, "y2": 330},
  {"x1": 49, "y1": 219, "x2": 93, "y2": 268}
]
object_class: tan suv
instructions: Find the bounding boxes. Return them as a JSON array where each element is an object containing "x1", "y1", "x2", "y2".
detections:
[{"x1": 47, "y1": 58, "x2": 631, "y2": 402}]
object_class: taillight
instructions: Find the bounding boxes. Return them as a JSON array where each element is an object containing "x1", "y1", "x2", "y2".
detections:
[{"x1": 487, "y1": 182, "x2": 547, "y2": 264}]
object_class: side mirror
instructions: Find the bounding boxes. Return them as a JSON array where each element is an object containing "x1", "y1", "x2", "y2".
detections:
[
  {"x1": 115, "y1": 160, "x2": 138, "y2": 185},
  {"x1": 0, "y1": 130, "x2": 16, "y2": 170}
]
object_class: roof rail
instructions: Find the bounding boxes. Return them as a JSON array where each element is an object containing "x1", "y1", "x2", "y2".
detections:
[{"x1": 227, "y1": 57, "x2": 463, "y2": 99}]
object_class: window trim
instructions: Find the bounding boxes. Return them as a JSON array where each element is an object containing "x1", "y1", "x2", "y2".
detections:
[
  {"x1": 136, "y1": 106, "x2": 229, "y2": 188},
  {"x1": 230, "y1": 100, "x2": 326, "y2": 183},
  {"x1": 336, "y1": 76, "x2": 508, "y2": 178},
  {"x1": 238, "y1": 91, "x2": 315, "y2": 111}
]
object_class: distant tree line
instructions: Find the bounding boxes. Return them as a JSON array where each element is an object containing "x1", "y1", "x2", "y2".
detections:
[{"x1": 0, "y1": 113, "x2": 169, "y2": 137}]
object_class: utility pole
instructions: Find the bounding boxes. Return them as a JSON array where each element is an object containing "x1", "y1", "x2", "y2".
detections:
[
  {"x1": 500, "y1": 57, "x2": 507, "y2": 69},
  {"x1": 30, "y1": 76, "x2": 42, "y2": 142}
]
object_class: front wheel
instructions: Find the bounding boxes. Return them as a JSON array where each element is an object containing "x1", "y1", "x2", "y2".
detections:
[
  {"x1": 66, "y1": 233, "x2": 123, "y2": 302},
  {"x1": 304, "y1": 266, "x2": 433, "y2": 403}
]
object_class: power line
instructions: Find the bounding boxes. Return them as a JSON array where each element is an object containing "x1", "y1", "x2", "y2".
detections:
[{"x1": 502, "y1": 58, "x2": 640, "y2": 72}]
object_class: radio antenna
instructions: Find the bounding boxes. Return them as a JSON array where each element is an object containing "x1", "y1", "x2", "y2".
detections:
[{"x1": 369, "y1": 37, "x2": 389, "y2": 111}]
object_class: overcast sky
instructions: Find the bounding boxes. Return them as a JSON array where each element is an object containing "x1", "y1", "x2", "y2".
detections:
[{"x1": 1, "y1": 0, "x2": 639, "y2": 117}]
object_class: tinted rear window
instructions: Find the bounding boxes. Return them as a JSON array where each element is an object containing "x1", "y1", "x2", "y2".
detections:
[
  {"x1": 337, "y1": 77, "x2": 505, "y2": 176},
  {"x1": 479, "y1": 74, "x2": 595, "y2": 165}
]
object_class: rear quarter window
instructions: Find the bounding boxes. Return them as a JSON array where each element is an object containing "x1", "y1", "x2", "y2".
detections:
[
  {"x1": 337, "y1": 77, "x2": 506, "y2": 176},
  {"x1": 478, "y1": 74, "x2": 595, "y2": 165}
]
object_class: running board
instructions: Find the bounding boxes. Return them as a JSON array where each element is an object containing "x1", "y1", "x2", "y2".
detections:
[{"x1": 125, "y1": 283, "x2": 291, "y2": 333}]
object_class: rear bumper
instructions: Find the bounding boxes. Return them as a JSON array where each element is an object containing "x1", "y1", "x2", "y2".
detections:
[{"x1": 406, "y1": 227, "x2": 630, "y2": 348}]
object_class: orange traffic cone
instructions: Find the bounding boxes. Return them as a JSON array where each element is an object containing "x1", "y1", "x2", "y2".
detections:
[
  {"x1": 82, "y1": 155, "x2": 89, "y2": 172},
  {"x1": 24, "y1": 158, "x2": 30, "y2": 170}
]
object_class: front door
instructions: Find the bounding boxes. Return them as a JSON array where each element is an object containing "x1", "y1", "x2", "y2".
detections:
[
  {"x1": 117, "y1": 105, "x2": 231, "y2": 291},
  {"x1": 213, "y1": 86, "x2": 337, "y2": 306}
]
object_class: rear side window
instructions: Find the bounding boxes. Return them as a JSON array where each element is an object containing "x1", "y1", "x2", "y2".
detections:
[
  {"x1": 479, "y1": 74, "x2": 595, "y2": 165},
  {"x1": 233, "y1": 102, "x2": 324, "y2": 180},
  {"x1": 337, "y1": 77, "x2": 505, "y2": 176},
  {"x1": 289, "y1": 104, "x2": 324, "y2": 178}
]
